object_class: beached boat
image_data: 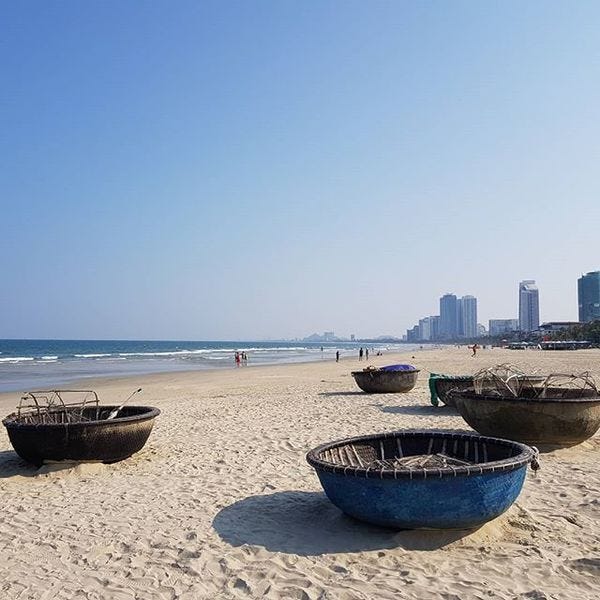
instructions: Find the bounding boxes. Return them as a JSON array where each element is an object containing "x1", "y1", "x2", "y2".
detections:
[
  {"x1": 428, "y1": 374, "x2": 474, "y2": 407},
  {"x1": 449, "y1": 387, "x2": 600, "y2": 447},
  {"x1": 351, "y1": 364, "x2": 419, "y2": 394},
  {"x1": 306, "y1": 430, "x2": 536, "y2": 529},
  {"x1": 2, "y1": 390, "x2": 160, "y2": 466},
  {"x1": 429, "y1": 372, "x2": 547, "y2": 407}
]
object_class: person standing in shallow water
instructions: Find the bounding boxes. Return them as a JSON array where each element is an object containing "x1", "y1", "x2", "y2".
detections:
[
  {"x1": 335, "y1": 350, "x2": 340, "y2": 363},
  {"x1": 359, "y1": 347, "x2": 364, "y2": 361},
  {"x1": 365, "y1": 348, "x2": 369, "y2": 361}
]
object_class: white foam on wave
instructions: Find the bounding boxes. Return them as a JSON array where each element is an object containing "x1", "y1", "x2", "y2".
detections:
[
  {"x1": 118, "y1": 349, "x2": 216, "y2": 357},
  {"x1": 41, "y1": 356, "x2": 58, "y2": 360},
  {"x1": 74, "y1": 354, "x2": 112, "y2": 358},
  {"x1": 0, "y1": 357, "x2": 34, "y2": 363}
]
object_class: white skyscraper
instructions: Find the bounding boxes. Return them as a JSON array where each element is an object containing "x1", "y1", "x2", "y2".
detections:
[
  {"x1": 519, "y1": 280, "x2": 540, "y2": 332},
  {"x1": 461, "y1": 295, "x2": 478, "y2": 338}
]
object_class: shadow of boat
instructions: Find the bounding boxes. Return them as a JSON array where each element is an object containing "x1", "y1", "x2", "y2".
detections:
[
  {"x1": 212, "y1": 490, "x2": 482, "y2": 556},
  {"x1": 373, "y1": 404, "x2": 459, "y2": 416}
]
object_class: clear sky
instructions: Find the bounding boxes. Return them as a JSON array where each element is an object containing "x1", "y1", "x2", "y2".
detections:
[{"x1": 2, "y1": 1, "x2": 599, "y2": 340}]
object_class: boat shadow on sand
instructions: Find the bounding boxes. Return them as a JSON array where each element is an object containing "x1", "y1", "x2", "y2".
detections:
[
  {"x1": 0, "y1": 450, "x2": 38, "y2": 478},
  {"x1": 319, "y1": 391, "x2": 367, "y2": 397},
  {"x1": 212, "y1": 490, "x2": 482, "y2": 556},
  {"x1": 372, "y1": 403, "x2": 459, "y2": 416}
]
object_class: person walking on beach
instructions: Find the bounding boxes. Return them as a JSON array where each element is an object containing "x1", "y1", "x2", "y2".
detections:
[
  {"x1": 359, "y1": 347, "x2": 364, "y2": 361},
  {"x1": 365, "y1": 348, "x2": 369, "y2": 361},
  {"x1": 335, "y1": 350, "x2": 340, "y2": 363},
  {"x1": 470, "y1": 344, "x2": 478, "y2": 357}
]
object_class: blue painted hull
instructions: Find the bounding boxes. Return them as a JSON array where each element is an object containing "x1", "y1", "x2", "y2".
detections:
[{"x1": 316, "y1": 466, "x2": 527, "y2": 529}]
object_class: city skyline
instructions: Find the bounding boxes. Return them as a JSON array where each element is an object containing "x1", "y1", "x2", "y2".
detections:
[{"x1": 405, "y1": 270, "x2": 599, "y2": 342}]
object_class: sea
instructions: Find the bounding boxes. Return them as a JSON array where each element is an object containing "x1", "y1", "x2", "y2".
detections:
[{"x1": 0, "y1": 339, "x2": 422, "y2": 393}]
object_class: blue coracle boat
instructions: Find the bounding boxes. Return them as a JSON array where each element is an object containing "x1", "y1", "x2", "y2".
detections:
[{"x1": 306, "y1": 430, "x2": 537, "y2": 529}]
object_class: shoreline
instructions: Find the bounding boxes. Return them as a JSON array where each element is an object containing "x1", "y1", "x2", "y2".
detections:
[
  {"x1": 0, "y1": 348, "x2": 426, "y2": 405},
  {"x1": 0, "y1": 340, "x2": 430, "y2": 395}
]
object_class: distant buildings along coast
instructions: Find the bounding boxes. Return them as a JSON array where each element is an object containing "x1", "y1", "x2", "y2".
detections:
[
  {"x1": 578, "y1": 271, "x2": 600, "y2": 323},
  {"x1": 407, "y1": 293, "x2": 478, "y2": 342},
  {"x1": 405, "y1": 271, "x2": 600, "y2": 342},
  {"x1": 518, "y1": 280, "x2": 540, "y2": 332}
]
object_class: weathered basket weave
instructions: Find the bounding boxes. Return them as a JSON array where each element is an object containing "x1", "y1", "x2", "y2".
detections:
[
  {"x1": 3, "y1": 405, "x2": 160, "y2": 466},
  {"x1": 307, "y1": 430, "x2": 535, "y2": 529},
  {"x1": 351, "y1": 368, "x2": 419, "y2": 394},
  {"x1": 429, "y1": 375, "x2": 474, "y2": 407},
  {"x1": 449, "y1": 387, "x2": 600, "y2": 446}
]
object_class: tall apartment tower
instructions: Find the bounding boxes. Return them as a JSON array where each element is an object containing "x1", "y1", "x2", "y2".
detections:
[
  {"x1": 461, "y1": 295, "x2": 478, "y2": 338},
  {"x1": 518, "y1": 280, "x2": 540, "y2": 332},
  {"x1": 578, "y1": 271, "x2": 600, "y2": 322},
  {"x1": 456, "y1": 298, "x2": 464, "y2": 337},
  {"x1": 439, "y1": 293, "x2": 458, "y2": 339}
]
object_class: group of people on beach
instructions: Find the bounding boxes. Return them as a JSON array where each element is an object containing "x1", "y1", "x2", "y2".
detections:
[{"x1": 234, "y1": 351, "x2": 248, "y2": 366}]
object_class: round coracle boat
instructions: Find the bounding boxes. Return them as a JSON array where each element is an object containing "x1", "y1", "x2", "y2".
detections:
[
  {"x1": 352, "y1": 365, "x2": 419, "y2": 394},
  {"x1": 3, "y1": 405, "x2": 160, "y2": 466},
  {"x1": 429, "y1": 374, "x2": 474, "y2": 407},
  {"x1": 306, "y1": 430, "x2": 537, "y2": 529},
  {"x1": 429, "y1": 374, "x2": 547, "y2": 408},
  {"x1": 449, "y1": 387, "x2": 600, "y2": 447}
]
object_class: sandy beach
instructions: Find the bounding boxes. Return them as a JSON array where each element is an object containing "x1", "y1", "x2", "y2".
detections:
[{"x1": 0, "y1": 347, "x2": 598, "y2": 600}]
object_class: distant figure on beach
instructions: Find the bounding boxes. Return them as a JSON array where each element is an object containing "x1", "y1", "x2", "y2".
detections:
[
  {"x1": 335, "y1": 350, "x2": 340, "y2": 363},
  {"x1": 365, "y1": 348, "x2": 369, "y2": 360},
  {"x1": 359, "y1": 347, "x2": 364, "y2": 361},
  {"x1": 234, "y1": 352, "x2": 241, "y2": 366},
  {"x1": 471, "y1": 344, "x2": 478, "y2": 357},
  {"x1": 242, "y1": 351, "x2": 248, "y2": 364}
]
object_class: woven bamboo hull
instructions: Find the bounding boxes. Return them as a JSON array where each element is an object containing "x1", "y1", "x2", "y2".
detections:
[
  {"x1": 431, "y1": 376, "x2": 474, "y2": 407},
  {"x1": 450, "y1": 391, "x2": 600, "y2": 446},
  {"x1": 307, "y1": 431, "x2": 533, "y2": 529},
  {"x1": 351, "y1": 370, "x2": 419, "y2": 393},
  {"x1": 3, "y1": 406, "x2": 160, "y2": 466}
]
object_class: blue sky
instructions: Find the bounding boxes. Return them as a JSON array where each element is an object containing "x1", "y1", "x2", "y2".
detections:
[{"x1": 2, "y1": 1, "x2": 599, "y2": 339}]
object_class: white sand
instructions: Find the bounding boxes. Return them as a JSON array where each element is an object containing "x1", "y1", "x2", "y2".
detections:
[{"x1": 0, "y1": 347, "x2": 598, "y2": 599}]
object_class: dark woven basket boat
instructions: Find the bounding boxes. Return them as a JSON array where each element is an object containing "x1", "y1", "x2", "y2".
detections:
[
  {"x1": 429, "y1": 375, "x2": 474, "y2": 407},
  {"x1": 3, "y1": 405, "x2": 160, "y2": 466},
  {"x1": 449, "y1": 387, "x2": 600, "y2": 446},
  {"x1": 307, "y1": 430, "x2": 536, "y2": 529},
  {"x1": 351, "y1": 367, "x2": 419, "y2": 394}
]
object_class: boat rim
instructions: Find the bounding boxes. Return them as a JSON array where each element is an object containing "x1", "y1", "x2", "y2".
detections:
[
  {"x1": 351, "y1": 369, "x2": 420, "y2": 376},
  {"x1": 2, "y1": 405, "x2": 161, "y2": 429},
  {"x1": 451, "y1": 390, "x2": 600, "y2": 404},
  {"x1": 306, "y1": 429, "x2": 534, "y2": 480}
]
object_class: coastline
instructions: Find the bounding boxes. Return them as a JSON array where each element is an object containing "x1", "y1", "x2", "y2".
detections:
[
  {"x1": 0, "y1": 347, "x2": 598, "y2": 599},
  {"x1": 0, "y1": 340, "x2": 425, "y2": 394}
]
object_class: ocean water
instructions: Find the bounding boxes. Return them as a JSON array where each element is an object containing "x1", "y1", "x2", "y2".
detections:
[{"x1": 0, "y1": 339, "x2": 420, "y2": 393}]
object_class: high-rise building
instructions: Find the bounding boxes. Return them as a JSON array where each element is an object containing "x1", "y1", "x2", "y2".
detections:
[
  {"x1": 456, "y1": 298, "x2": 464, "y2": 337},
  {"x1": 418, "y1": 317, "x2": 431, "y2": 341},
  {"x1": 430, "y1": 315, "x2": 440, "y2": 341},
  {"x1": 489, "y1": 319, "x2": 519, "y2": 336},
  {"x1": 439, "y1": 294, "x2": 458, "y2": 339},
  {"x1": 406, "y1": 325, "x2": 420, "y2": 342},
  {"x1": 518, "y1": 280, "x2": 540, "y2": 332},
  {"x1": 461, "y1": 295, "x2": 478, "y2": 338},
  {"x1": 578, "y1": 271, "x2": 600, "y2": 322}
]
